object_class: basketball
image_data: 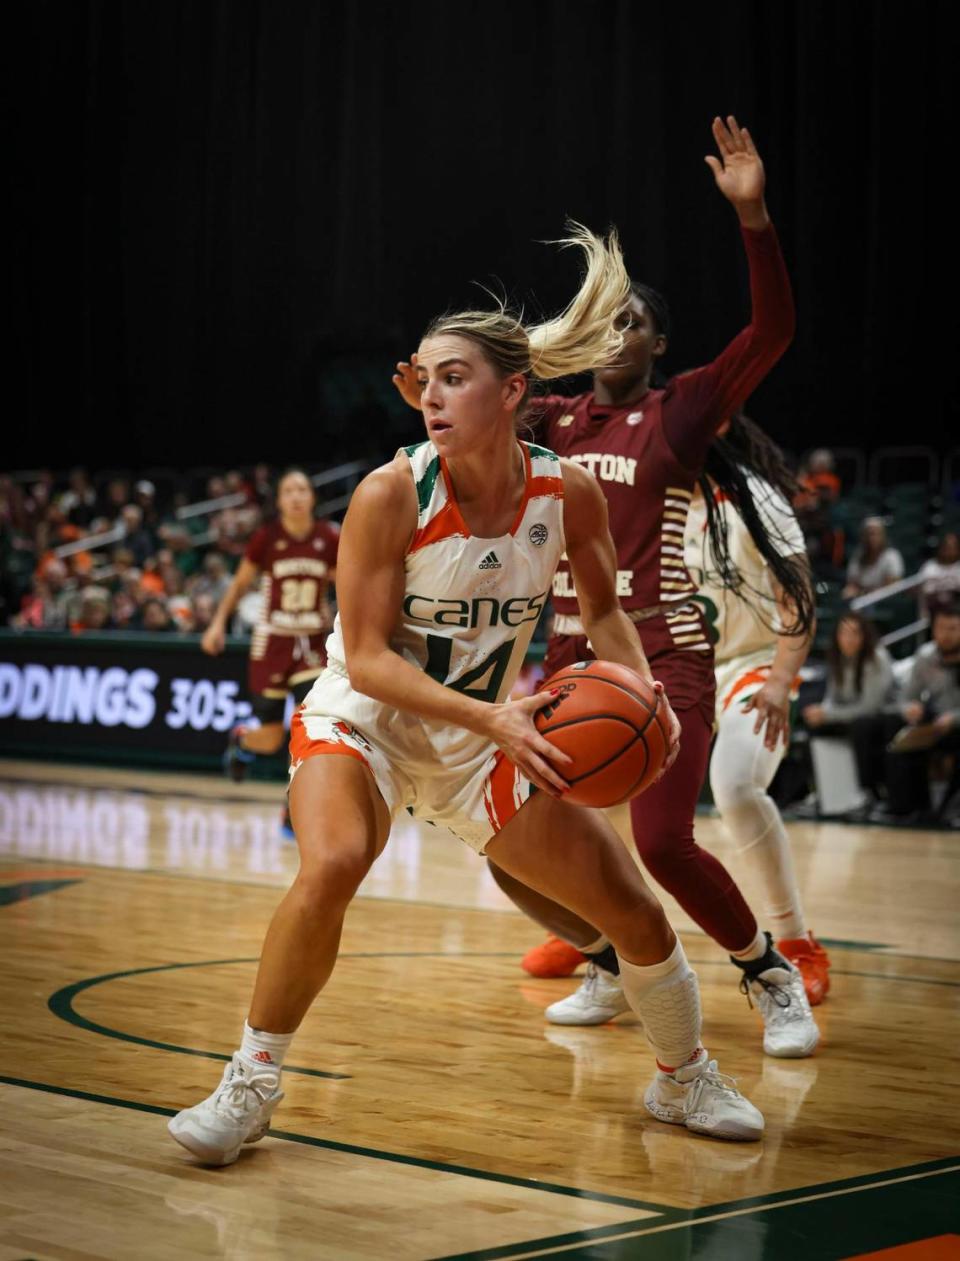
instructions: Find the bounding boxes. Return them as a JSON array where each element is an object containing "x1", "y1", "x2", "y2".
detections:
[{"x1": 534, "y1": 660, "x2": 670, "y2": 807}]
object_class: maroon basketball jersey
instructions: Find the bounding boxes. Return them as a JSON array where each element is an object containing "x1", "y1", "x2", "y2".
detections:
[
  {"x1": 543, "y1": 391, "x2": 701, "y2": 613},
  {"x1": 245, "y1": 519, "x2": 340, "y2": 634}
]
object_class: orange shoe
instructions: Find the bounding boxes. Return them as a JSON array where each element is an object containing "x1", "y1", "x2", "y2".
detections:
[
  {"x1": 521, "y1": 934, "x2": 587, "y2": 978},
  {"x1": 776, "y1": 932, "x2": 831, "y2": 1006}
]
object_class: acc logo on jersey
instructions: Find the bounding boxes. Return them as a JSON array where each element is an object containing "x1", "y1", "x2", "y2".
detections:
[
  {"x1": 626, "y1": 411, "x2": 644, "y2": 426},
  {"x1": 529, "y1": 523, "x2": 548, "y2": 547},
  {"x1": 557, "y1": 414, "x2": 575, "y2": 427},
  {"x1": 313, "y1": 538, "x2": 325, "y2": 551}
]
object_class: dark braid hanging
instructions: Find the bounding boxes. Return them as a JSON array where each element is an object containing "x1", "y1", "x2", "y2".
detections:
[{"x1": 699, "y1": 413, "x2": 816, "y2": 639}]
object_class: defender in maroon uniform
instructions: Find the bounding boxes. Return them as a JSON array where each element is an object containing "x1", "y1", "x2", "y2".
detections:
[
  {"x1": 202, "y1": 469, "x2": 339, "y2": 782},
  {"x1": 395, "y1": 117, "x2": 818, "y2": 1053}
]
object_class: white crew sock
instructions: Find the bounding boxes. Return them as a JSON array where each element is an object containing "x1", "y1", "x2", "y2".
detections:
[
  {"x1": 617, "y1": 939, "x2": 703, "y2": 1071},
  {"x1": 578, "y1": 933, "x2": 610, "y2": 953},
  {"x1": 239, "y1": 1020, "x2": 294, "y2": 1072}
]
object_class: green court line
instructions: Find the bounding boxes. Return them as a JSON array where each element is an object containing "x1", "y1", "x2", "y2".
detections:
[
  {"x1": 47, "y1": 958, "x2": 350, "y2": 1082},
  {"x1": 427, "y1": 1162, "x2": 960, "y2": 1261},
  {"x1": 0, "y1": 879, "x2": 80, "y2": 906},
  {"x1": 0, "y1": 1073, "x2": 672, "y2": 1215},
  {"x1": 43, "y1": 951, "x2": 580, "y2": 1086}
]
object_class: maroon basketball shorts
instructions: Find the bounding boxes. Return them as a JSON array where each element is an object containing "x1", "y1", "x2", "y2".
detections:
[{"x1": 248, "y1": 630, "x2": 328, "y2": 699}]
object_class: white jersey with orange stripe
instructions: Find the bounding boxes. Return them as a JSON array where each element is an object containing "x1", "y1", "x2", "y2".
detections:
[
  {"x1": 325, "y1": 439, "x2": 565, "y2": 706},
  {"x1": 296, "y1": 440, "x2": 565, "y2": 853},
  {"x1": 684, "y1": 472, "x2": 805, "y2": 717}
]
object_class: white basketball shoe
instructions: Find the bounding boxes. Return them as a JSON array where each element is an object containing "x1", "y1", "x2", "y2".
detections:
[
  {"x1": 168, "y1": 1053, "x2": 284, "y2": 1165},
  {"x1": 742, "y1": 964, "x2": 820, "y2": 1058},
  {"x1": 643, "y1": 1048, "x2": 764, "y2": 1141},
  {"x1": 544, "y1": 963, "x2": 630, "y2": 1025}
]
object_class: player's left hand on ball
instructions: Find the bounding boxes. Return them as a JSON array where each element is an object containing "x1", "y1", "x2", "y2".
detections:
[
  {"x1": 391, "y1": 354, "x2": 423, "y2": 411},
  {"x1": 653, "y1": 681, "x2": 681, "y2": 780},
  {"x1": 484, "y1": 691, "x2": 573, "y2": 797},
  {"x1": 744, "y1": 680, "x2": 790, "y2": 751}
]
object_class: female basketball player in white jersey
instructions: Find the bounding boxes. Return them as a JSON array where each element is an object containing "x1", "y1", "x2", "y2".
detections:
[
  {"x1": 168, "y1": 226, "x2": 767, "y2": 1166},
  {"x1": 687, "y1": 413, "x2": 830, "y2": 1006}
]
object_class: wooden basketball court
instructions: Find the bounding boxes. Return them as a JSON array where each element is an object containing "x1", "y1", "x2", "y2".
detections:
[{"x1": 1, "y1": 757, "x2": 958, "y2": 1259}]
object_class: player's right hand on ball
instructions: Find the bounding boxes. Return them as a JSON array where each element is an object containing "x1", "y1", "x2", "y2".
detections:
[
  {"x1": 391, "y1": 354, "x2": 423, "y2": 411},
  {"x1": 484, "y1": 691, "x2": 573, "y2": 797},
  {"x1": 201, "y1": 624, "x2": 225, "y2": 656}
]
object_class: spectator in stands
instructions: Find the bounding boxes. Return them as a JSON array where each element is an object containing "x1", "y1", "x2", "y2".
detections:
[
  {"x1": 918, "y1": 532, "x2": 960, "y2": 618},
  {"x1": 193, "y1": 592, "x2": 216, "y2": 633},
  {"x1": 102, "y1": 478, "x2": 131, "y2": 521},
  {"x1": 140, "y1": 596, "x2": 173, "y2": 632},
  {"x1": 157, "y1": 492, "x2": 203, "y2": 578},
  {"x1": 57, "y1": 468, "x2": 98, "y2": 528},
  {"x1": 71, "y1": 588, "x2": 112, "y2": 633},
  {"x1": 110, "y1": 590, "x2": 138, "y2": 630},
  {"x1": 168, "y1": 596, "x2": 196, "y2": 633},
  {"x1": 134, "y1": 480, "x2": 160, "y2": 531},
  {"x1": 843, "y1": 517, "x2": 905, "y2": 598},
  {"x1": 156, "y1": 547, "x2": 185, "y2": 596},
  {"x1": 121, "y1": 504, "x2": 156, "y2": 567},
  {"x1": 802, "y1": 612, "x2": 895, "y2": 805},
  {"x1": 883, "y1": 604, "x2": 960, "y2": 819},
  {"x1": 252, "y1": 463, "x2": 275, "y2": 514},
  {"x1": 105, "y1": 547, "x2": 137, "y2": 591},
  {"x1": 138, "y1": 557, "x2": 166, "y2": 597},
  {"x1": 798, "y1": 448, "x2": 841, "y2": 504},
  {"x1": 13, "y1": 560, "x2": 72, "y2": 630},
  {"x1": 188, "y1": 551, "x2": 232, "y2": 605}
]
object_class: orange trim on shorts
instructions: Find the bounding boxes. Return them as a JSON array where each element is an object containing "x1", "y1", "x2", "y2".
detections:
[
  {"x1": 484, "y1": 750, "x2": 520, "y2": 833},
  {"x1": 289, "y1": 709, "x2": 369, "y2": 769}
]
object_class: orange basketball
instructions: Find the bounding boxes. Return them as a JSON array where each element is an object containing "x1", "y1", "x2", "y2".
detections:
[{"x1": 534, "y1": 660, "x2": 670, "y2": 807}]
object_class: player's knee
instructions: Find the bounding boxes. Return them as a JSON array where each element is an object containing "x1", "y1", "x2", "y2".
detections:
[
  {"x1": 295, "y1": 842, "x2": 372, "y2": 911},
  {"x1": 710, "y1": 772, "x2": 760, "y2": 818}
]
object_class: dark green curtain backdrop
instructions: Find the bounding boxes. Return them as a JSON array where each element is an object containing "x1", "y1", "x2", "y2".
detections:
[{"x1": 10, "y1": 1, "x2": 955, "y2": 468}]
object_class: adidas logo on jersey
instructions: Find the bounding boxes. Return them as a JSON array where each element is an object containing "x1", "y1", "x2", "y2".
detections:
[{"x1": 478, "y1": 551, "x2": 502, "y2": 570}]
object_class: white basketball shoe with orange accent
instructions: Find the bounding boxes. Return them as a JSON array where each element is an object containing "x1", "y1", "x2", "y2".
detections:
[{"x1": 168, "y1": 1053, "x2": 283, "y2": 1166}]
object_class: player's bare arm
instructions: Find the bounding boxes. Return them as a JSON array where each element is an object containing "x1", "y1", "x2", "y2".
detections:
[
  {"x1": 744, "y1": 558, "x2": 815, "y2": 750},
  {"x1": 337, "y1": 457, "x2": 571, "y2": 795},
  {"x1": 561, "y1": 459, "x2": 681, "y2": 772},
  {"x1": 202, "y1": 556, "x2": 260, "y2": 655}
]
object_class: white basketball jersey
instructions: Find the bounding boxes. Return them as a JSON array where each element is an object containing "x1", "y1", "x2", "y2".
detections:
[
  {"x1": 325, "y1": 440, "x2": 565, "y2": 704},
  {"x1": 684, "y1": 471, "x2": 805, "y2": 666}
]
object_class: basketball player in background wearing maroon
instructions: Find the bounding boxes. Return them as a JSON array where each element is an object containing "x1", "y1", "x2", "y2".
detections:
[
  {"x1": 202, "y1": 469, "x2": 339, "y2": 816},
  {"x1": 394, "y1": 117, "x2": 819, "y2": 1056}
]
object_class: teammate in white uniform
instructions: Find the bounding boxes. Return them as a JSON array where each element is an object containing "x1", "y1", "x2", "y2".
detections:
[
  {"x1": 168, "y1": 227, "x2": 766, "y2": 1167},
  {"x1": 685, "y1": 414, "x2": 830, "y2": 1004}
]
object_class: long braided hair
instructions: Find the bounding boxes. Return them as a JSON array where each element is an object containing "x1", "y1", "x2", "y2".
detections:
[{"x1": 699, "y1": 413, "x2": 816, "y2": 638}]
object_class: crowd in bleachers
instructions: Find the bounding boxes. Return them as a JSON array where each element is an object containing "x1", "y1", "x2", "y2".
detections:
[{"x1": 0, "y1": 466, "x2": 277, "y2": 635}]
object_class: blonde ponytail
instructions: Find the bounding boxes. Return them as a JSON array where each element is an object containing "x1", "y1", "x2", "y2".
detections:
[
  {"x1": 526, "y1": 222, "x2": 630, "y2": 379},
  {"x1": 423, "y1": 221, "x2": 629, "y2": 397}
]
